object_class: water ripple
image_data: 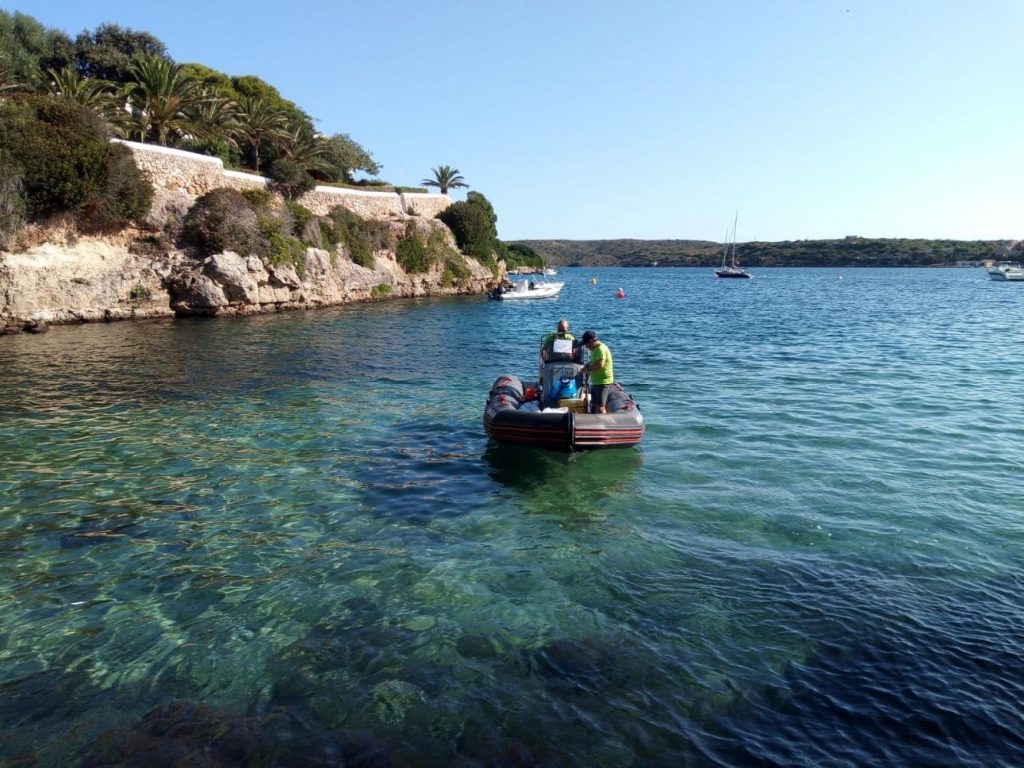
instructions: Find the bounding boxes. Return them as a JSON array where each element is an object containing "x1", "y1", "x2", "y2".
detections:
[{"x1": 3, "y1": 269, "x2": 1024, "y2": 765}]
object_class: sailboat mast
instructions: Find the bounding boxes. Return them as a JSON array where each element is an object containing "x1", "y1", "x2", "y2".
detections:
[{"x1": 730, "y1": 211, "x2": 739, "y2": 266}]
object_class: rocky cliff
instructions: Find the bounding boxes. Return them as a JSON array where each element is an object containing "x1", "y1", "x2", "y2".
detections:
[
  {"x1": 0, "y1": 214, "x2": 497, "y2": 332},
  {"x1": 1, "y1": 142, "x2": 501, "y2": 333}
]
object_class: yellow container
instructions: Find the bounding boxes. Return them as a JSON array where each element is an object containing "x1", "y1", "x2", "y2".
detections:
[{"x1": 558, "y1": 398, "x2": 587, "y2": 413}]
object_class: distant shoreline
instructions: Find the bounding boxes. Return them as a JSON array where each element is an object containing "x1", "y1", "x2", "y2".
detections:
[{"x1": 516, "y1": 237, "x2": 1013, "y2": 269}]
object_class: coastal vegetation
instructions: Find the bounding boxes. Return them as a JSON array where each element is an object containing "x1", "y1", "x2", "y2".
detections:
[
  {"x1": 438, "y1": 191, "x2": 505, "y2": 274},
  {"x1": 0, "y1": 9, "x2": 517, "y2": 284},
  {"x1": 181, "y1": 188, "x2": 448, "y2": 278},
  {"x1": 0, "y1": 94, "x2": 152, "y2": 243},
  {"x1": 517, "y1": 237, "x2": 1013, "y2": 268}
]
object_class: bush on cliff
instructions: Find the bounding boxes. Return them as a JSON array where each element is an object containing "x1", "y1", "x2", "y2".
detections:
[
  {"x1": 437, "y1": 198, "x2": 498, "y2": 273},
  {"x1": 268, "y1": 157, "x2": 316, "y2": 200},
  {"x1": 182, "y1": 187, "x2": 309, "y2": 277},
  {"x1": 181, "y1": 188, "x2": 263, "y2": 257},
  {"x1": 322, "y1": 207, "x2": 395, "y2": 269},
  {"x1": 0, "y1": 151, "x2": 26, "y2": 249},
  {"x1": 257, "y1": 215, "x2": 306, "y2": 278},
  {"x1": 0, "y1": 95, "x2": 152, "y2": 231},
  {"x1": 77, "y1": 141, "x2": 153, "y2": 232},
  {"x1": 396, "y1": 221, "x2": 460, "y2": 275}
]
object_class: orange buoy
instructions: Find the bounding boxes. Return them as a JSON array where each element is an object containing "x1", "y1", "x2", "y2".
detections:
[{"x1": 615, "y1": 288, "x2": 625, "y2": 299}]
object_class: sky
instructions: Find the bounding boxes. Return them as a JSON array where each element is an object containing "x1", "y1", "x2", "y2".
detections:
[{"x1": 8, "y1": 0, "x2": 1024, "y2": 242}]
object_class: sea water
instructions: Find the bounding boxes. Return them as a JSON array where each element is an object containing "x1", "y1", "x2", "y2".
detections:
[{"x1": 2, "y1": 267, "x2": 1023, "y2": 766}]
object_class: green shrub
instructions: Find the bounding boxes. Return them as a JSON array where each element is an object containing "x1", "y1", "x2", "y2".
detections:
[
  {"x1": 181, "y1": 188, "x2": 262, "y2": 257},
  {"x1": 441, "y1": 256, "x2": 470, "y2": 285},
  {"x1": 325, "y1": 206, "x2": 378, "y2": 268},
  {"x1": 257, "y1": 215, "x2": 306, "y2": 278},
  {"x1": 438, "y1": 199, "x2": 495, "y2": 261},
  {"x1": 395, "y1": 186, "x2": 428, "y2": 194},
  {"x1": 128, "y1": 283, "x2": 152, "y2": 303},
  {"x1": 0, "y1": 151, "x2": 26, "y2": 249},
  {"x1": 396, "y1": 222, "x2": 457, "y2": 274},
  {"x1": 371, "y1": 283, "x2": 391, "y2": 298},
  {"x1": 396, "y1": 223, "x2": 430, "y2": 273},
  {"x1": 240, "y1": 188, "x2": 274, "y2": 212},
  {"x1": 77, "y1": 141, "x2": 153, "y2": 232},
  {"x1": 268, "y1": 157, "x2": 315, "y2": 200},
  {"x1": 363, "y1": 218, "x2": 395, "y2": 252},
  {"x1": 285, "y1": 200, "x2": 313, "y2": 236},
  {"x1": 0, "y1": 95, "x2": 152, "y2": 230}
]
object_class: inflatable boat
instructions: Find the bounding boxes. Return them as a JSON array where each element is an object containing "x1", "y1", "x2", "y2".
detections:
[{"x1": 483, "y1": 360, "x2": 644, "y2": 450}]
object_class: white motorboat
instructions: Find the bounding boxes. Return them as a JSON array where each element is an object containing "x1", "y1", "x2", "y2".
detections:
[
  {"x1": 489, "y1": 278, "x2": 564, "y2": 300},
  {"x1": 987, "y1": 261, "x2": 1024, "y2": 281},
  {"x1": 542, "y1": 267, "x2": 558, "y2": 276}
]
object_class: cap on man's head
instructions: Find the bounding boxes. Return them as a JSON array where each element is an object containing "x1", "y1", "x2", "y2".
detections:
[{"x1": 581, "y1": 330, "x2": 598, "y2": 344}]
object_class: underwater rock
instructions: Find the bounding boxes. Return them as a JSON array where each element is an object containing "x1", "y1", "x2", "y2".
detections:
[
  {"x1": 339, "y1": 730, "x2": 393, "y2": 768},
  {"x1": 456, "y1": 633, "x2": 503, "y2": 660},
  {"x1": 371, "y1": 679, "x2": 424, "y2": 725},
  {"x1": 79, "y1": 701, "x2": 347, "y2": 767},
  {"x1": 533, "y1": 636, "x2": 616, "y2": 687}
]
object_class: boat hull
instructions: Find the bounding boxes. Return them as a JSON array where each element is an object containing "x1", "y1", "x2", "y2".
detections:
[
  {"x1": 715, "y1": 269, "x2": 751, "y2": 279},
  {"x1": 483, "y1": 375, "x2": 644, "y2": 450},
  {"x1": 987, "y1": 261, "x2": 1024, "y2": 281}
]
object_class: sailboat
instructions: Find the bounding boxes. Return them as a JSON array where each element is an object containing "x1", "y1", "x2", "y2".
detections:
[{"x1": 715, "y1": 213, "x2": 751, "y2": 279}]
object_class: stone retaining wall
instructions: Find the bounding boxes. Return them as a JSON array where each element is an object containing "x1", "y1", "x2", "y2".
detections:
[{"x1": 114, "y1": 140, "x2": 451, "y2": 219}]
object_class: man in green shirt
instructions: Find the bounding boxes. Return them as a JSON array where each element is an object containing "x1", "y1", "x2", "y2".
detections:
[
  {"x1": 580, "y1": 329, "x2": 613, "y2": 414},
  {"x1": 540, "y1": 319, "x2": 575, "y2": 362}
]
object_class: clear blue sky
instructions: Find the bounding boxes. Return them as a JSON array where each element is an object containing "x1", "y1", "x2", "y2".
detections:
[{"x1": 9, "y1": 0, "x2": 1024, "y2": 242}]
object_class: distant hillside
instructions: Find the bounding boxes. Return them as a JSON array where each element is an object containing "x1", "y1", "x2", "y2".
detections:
[{"x1": 515, "y1": 238, "x2": 1014, "y2": 268}]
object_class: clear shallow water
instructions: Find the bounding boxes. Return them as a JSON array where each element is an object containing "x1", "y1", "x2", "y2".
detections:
[{"x1": 2, "y1": 267, "x2": 1024, "y2": 766}]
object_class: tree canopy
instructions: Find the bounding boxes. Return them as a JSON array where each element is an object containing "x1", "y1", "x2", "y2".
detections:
[{"x1": 0, "y1": 11, "x2": 383, "y2": 186}]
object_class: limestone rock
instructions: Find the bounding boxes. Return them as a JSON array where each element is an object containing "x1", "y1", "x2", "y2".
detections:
[
  {"x1": 171, "y1": 273, "x2": 228, "y2": 311},
  {"x1": 145, "y1": 187, "x2": 194, "y2": 232},
  {"x1": 268, "y1": 263, "x2": 301, "y2": 288},
  {"x1": 204, "y1": 252, "x2": 258, "y2": 304}
]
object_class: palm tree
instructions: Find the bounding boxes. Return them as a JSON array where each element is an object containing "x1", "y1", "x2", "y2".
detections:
[
  {"x1": 422, "y1": 165, "x2": 468, "y2": 194},
  {"x1": 188, "y1": 92, "x2": 241, "y2": 144},
  {"x1": 278, "y1": 120, "x2": 331, "y2": 178},
  {"x1": 234, "y1": 94, "x2": 290, "y2": 173},
  {"x1": 122, "y1": 56, "x2": 201, "y2": 145},
  {"x1": 44, "y1": 68, "x2": 120, "y2": 120},
  {"x1": 0, "y1": 65, "x2": 21, "y2": 94}
]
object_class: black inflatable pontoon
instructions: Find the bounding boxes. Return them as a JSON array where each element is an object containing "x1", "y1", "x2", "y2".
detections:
[{"x1": 483, "y1": 360, "x2": 644, "y2": 450}]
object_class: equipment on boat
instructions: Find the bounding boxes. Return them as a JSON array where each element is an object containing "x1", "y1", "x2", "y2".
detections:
[{"x1": 483, "y1": 361, "x2": 644, "y2": 450}]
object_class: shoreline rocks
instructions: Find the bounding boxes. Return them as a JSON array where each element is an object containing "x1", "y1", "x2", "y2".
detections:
[{"x1": 1, "y1": 230, "x2": 500, "y2": 329}]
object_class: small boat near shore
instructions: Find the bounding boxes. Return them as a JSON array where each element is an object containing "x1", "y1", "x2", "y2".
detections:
[
  {"x1": 484, "y1": 361, "x2": 644, "y2": 450},
  {"x1": 489, "y1": 278, "x2": 564, "y2": 300},
  {"x1": 987, "y1": 261, "x2": 1024, "y2": 281}
]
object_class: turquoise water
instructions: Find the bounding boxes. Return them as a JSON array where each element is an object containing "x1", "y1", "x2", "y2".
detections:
[{"x1": 2, "y1": 267, "x2": 1024, "y2": 766}]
